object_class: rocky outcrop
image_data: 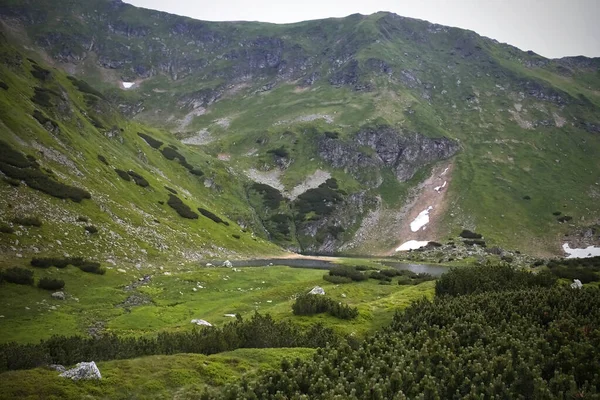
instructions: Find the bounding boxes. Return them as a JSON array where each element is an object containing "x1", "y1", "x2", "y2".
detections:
[
  {"x1": 59, "y1": 361, "x2": 102, "y2": 380},
  {"x1": 318, "y1": 125, "x2": 459, "y2": 183}
]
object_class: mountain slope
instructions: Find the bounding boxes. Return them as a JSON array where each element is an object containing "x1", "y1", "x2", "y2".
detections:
[{"x1": 1, "y1": 0, "x2": 600, "y2": 256}]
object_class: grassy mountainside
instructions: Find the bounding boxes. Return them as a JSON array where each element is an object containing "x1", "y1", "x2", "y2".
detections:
[
  {"x1": 1, "y1": 0, "x2": 600, "y2": 255},
  {"x1": 0, "y1": 34, "x2": 282, "y2": 265}
]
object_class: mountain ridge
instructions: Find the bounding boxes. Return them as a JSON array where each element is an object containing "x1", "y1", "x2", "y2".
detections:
[{"x1": 0, "y1": 0, "x2": 599, "y2": 257}]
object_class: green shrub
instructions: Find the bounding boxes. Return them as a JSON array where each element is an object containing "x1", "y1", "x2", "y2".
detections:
[
  {"x1": 77, "y1": 216, "x2": 88, "y2": 222},
  {"x1": 0, "y1": 81, "x2": 8, "y2": 90},
  {"x1": 198, "y1": 208, "x2": 229, "y2": 225},
  {"x1": 30, "y1": 65, "x2": 51, "y2": 81},
  {"x1": 31, "y1": 87, "x2": 56, "y2": 108},
  {"x1": 127, "y1": 170, "x2": 150, "y2": 187},
  {"x1": 3, "y1": 177, "x2": 20, "y2": 186},
  {"x1": 323, "y1": 274, "x2": 352, "y2": 284},
  {"x1": 232, "y1": 234, "x2": 241, "y2": 239},
  {"x1": 2, "y1": 267, "x2": 34, "y2": 285},
  {"x1": 114, "y1": 169, "x2": 131, "y2": 181},
  {"x1": 0, "y1": 224, "x2": 14, "y2": 234},
  {"x1": 557, "y1": 216, "x2": 573, "y2": 223},
  {"x1": 369, "y1": 271, "x2": 392, "y2": 282},
  {"x1": 31, "y1": 257, "x2": 84, "y2": 269},
  {"x1": 292, "y1": 294, "x2": 358, "y2": 319},
  {"x1": 12, "y1": 216, "x2": 42, "y2": 227},
  {"x1": 137, "y1": 132, "x2": 163, "y2": 149},
  {"x1": 189, "y1": 168, "x2": 204, "y2": 176},
  {"x1": 324, "y1": 131, "x2": 339, "y2": 139},
  {"x1": 435, "y1": 264, "x2": 557, "y2": 296},
  {"x1": 32, "y1": 110, "x2": 58, "y2": 131},
  {"x1": 329, "y1": 266, "x2": 367, "y2": 282},
  {"x1": 267, "y1": 146, "x2": 289, "y2": 158},
  {"x1": 251, "y1": 183, "x2": 284, "y2": 209},
  {"x1": 0, "y1": 141, "x2": 90, "y2": 202},
  {"x1": 67, "y1": 76, "x2": 105, "y2": 99},
  {"x1": 459, "y1": 229, "x2": 483, "y2": 239},
  {"x1": 97, "y1": 155, "x2": 109, "y2": 165},
  {"x1": 37, "y1": 278, "x2": 65, "y2": 291},
  {"x1": 167, "y1": 194, "x2": 198, "y2": 219},
  {"x1": 85, "y1": 225, "x2": 98, "y2": 234},
  {"x1": 523, "y1": 195, "x2": 531, "y2": 200},
  {"x1": 552, "y1": 211, "x2": 562, "y2": 216},
  {"x1": 269, "y1": 214, "x2": 290, "y2": 235},
  {"x1": 164, "y1": 186, "x2": 178, "y2": 194},
  {"x1": 78, "y1": 262, "x2": 105, "y2": 275}
]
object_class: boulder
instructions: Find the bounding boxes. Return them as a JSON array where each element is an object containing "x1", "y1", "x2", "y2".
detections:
[
  {"x1": 571, "y1": 279, "x2": 583, "y2": 289},
  {"x1": 59, "y1": 361, "x2": 101, "y2": 380},
  {"x1": 49, "y1": 364, "x2": 66, "y2": 372},
  {"x1": 308, "y1": 286, "x2": 325, "y2": 295},
  {"x1": 222, "y1": 260, "x2": 233, "y2": 268},
  {"x1": 191, "y1": 319, "x2": 212, "y2": 326},
  {"x1": 51, "y1": 291, "x2": 65, "y2": 300}
]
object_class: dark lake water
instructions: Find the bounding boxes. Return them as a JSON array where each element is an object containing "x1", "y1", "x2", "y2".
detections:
[{"x1": 224, "y1": 258, "x2": 448, "y2": 277}]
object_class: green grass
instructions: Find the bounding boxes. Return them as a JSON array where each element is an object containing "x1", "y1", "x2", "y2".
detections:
[
  {"x1": 0, "y1": 264, "x2": 435, "y2": 344},
  {"x1": 0, "y1": 348, "x2": 316, "y2": 400}
]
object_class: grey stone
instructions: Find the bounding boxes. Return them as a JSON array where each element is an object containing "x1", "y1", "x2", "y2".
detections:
[
  {"x1": 308, "y1": 286, "x2": 325, "y2": 295},
  {"x1": 51, "y1": 292, "x2": 65, "y2": 300},
  {"x1": 59, "y1": 361, "x2": 101, "y2": 380}
]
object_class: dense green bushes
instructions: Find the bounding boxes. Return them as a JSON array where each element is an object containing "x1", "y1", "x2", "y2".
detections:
[
  {"x1": 67, "y1": 76, "x2": 105, "y2": 99},
  {"x1": 97, "y1": 154, "x2": 109, "y2": 165},
  {"x1": 546, "y1": 257, "x2": 600, "y2": 283},
  {"x1": 11, "y1": 216, "x2": 42, "y2": 227},
  {"x1": 198, "y1": 208, "x2": 229, "y2": 225},
  {"x1": 1, "y1": 267, "x2": 34, "y2": 285},
  {"x1": 167, "y1": 194, "x2": 198, "y2": 219},
  {"x1": 213, "y1": 280, "x2": 600, "y2": 399},
  {"x1": 37, "y1": 278, "x2": 65, "y2": 291},
  {"x1": 267, "y1": 146, "x2": 289, "y2": 158},
  {"x1": 31, "y1": 257, "x2": 83, "y2": 269},
  {"x1": 85, "y1": 225, "x2": 98, "y2": 234},
  {"x1": 250, "y1": 183, "x2": 283, "y2": 209},
  {"x1": 322, "y1": 274, "x2": 352, "y2": 284},
  {"x1": 137, "y1": 132, "x2": 163, "y2": 149},
  {"x1": 30, "y1": 64, "x2": 51, "y2": 81},
  {"x1": 164, "y1": 186, "x2": 178, "y2": 194},
  {"x1": 459, "y1": 229, "x2": 483, "y2": 239},
  {"x1": 78, "y1": 261, "x2": 105, "y2": 275},
  {"x1": 114, "y1": 169, "x2": 131, "y2": 181},
  {"x1": 435, "y1": 264, "x2": 557, "y2": 296},
  {"x1": 127, "y1": 170, "x2": 150, "y2": 187},
  {"x1": 0, "y1": 224, "x2": 14, "y2": 234},
  {"x1": 0, "y1": 141, "x2": 90, "y2": 202},
  {"x1": 295, "y1": 183, "x2": 342, "y2": 217},
  {"x1": 328, "y1": 265, "x2": 367, "y2": 282},
  {"x1": 0, "y1": 313, "x2": 338, "y2": 373},
  {"x1": 159, "y1": 146, "x2": 203, "y2": 176},
  {"x1": 292, "y1": 294, "x2": 358, "y2": 320}
]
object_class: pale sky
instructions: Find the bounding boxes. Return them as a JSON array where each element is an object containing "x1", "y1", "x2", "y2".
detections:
[{"x1": 125, "y1": 0, "x2": 600, "y2": 59}]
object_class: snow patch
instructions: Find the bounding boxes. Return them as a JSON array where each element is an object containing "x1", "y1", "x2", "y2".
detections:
[
  {"x1": 122, "y1": 82, "x2": 135, "y2": 89},
  {"x1": 434, "y1": 181, "x2": 447, "y2": 193},
  {"x1": 395, "y1": 240, "x2": 430, "y2": 251},
  {"x1": 410, "y1": 206, "x2": 433, "y2": 232},
  {"x1": 563, "y1": 243, "x2": 600, "y2": 259}
]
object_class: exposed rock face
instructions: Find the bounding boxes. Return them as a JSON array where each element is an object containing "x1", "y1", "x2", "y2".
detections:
[
  {"x1": 191, "y1": 319, "x2": 212, "y2": 326},
  {"x1": 59, "y1": 361, "x2": 102, "y2": 380},
  {"x1": 319, "y1": 125, "x2": 459, "y2": 182},
  {"x1": 308, "y1": 286, "x2": 325, "y2": 295}
]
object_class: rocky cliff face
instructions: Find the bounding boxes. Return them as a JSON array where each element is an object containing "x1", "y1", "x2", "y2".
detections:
[{"x1": 318, "y1": 126, "x2": 459, "y2": 184}]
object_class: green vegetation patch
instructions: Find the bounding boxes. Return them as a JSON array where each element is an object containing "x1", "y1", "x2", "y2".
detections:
[
  {"x1": 37, "y1": 277, "x2": 65, "y2": 291},
  {"x1": 167, "y1": 194, "x2": 198, "y2": 219},
  {"x1": 137, "y1": 132, "x2": 163, "y2": 149},
  {"x1": 250, "y1": 183, "x2": 284, "y2": 209},
  {"x1": 12, "y1": 216, "x2": 42, "y2": 227},
  {"x1": 292, "y1": 294, "x2": 358, "y2": 319},
  {"x1": 198, "y1": 208, "x2": 229, "y2": 226},
  {"x1": 1, "y1": 267, "x2": 34, "y2": 286},
  {"x1": 0, "y1": 141, "x2": 90, "y2": 202}
]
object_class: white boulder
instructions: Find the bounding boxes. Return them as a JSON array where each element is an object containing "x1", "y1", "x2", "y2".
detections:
[
  {"x1": 571, "y1": 279, "x2": 583, "y2": 289},
  {"x1": 223, "y1": 260, "x2": 233, "y2": 268},
  {"x1": 191, "y1": 319, "x2": 212, "y2": 326},
  {"x1": 51, "y1": 292, "x2": 65, "y2": 300},
  {"x1": 59, "y1": 361, "x2": 102, "y2": 380},
  {"x1": 308, "y1": 286, "x2": 325, "y2": 295}
]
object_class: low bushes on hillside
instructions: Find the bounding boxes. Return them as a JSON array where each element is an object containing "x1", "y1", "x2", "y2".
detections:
[
  {"x1": 328, "y1": 265, "x2": 367, "y2": 282},
  {"x1": 459, "y1": 229, "x2": 483, "y2": 239},
  {"x1": 0, "y1": 141, "x2": 90, "y2": 202},
  {"x1": 31, "y1": 257, "x2": 90, "y2": 271},
  {"x1": 164, "y1": 186, "x2": 177, "y2": 194},
  {"x1": 292, "y1": 294, "x2": 358, "y2": 320},
  {"x1": 267, "y1": 146, "x2": 289, "y2": 158},
  {"x1": 322, "y1": 274, "x2": 352, "y2": 284},
  {"x1": 0, "y1": 313, "x2": 337, "y2": 372},
  {"x1": 37, "y1": 278, "x2": 65, "y2": 291},
  {"x1": 78, "y1": 261, "x2": 105, "y2": 275},
  {"x1": 251, "y1": 183, "x2": 284, "y2": 209},
  {"x1": 435, "y1": 264, "x2": 557, "y2": 296},
  {"x1": 198, "y1": 208, "x2": 229, "y2": 225},
  {"x1": 97, "y1": 154, "x2": 109, "y2": 165},
  {"x1": 167, "y1": 194, "x2": 198, "y2": 219},
  {"x1": 2, "y1": 267, "x2": 34, "y2": 285},
  {"x1": 127, "y1": 170, "x2": 150, "y2": 187},
  {"x1": 85, "y1": 225, "x2": 98, "y2": 234},
  {"x1": 30, "y1": 65, "x2": 51, "y2": 81},
  {"x1": 137, "y1": 132, "x2": 163, "y2": 149},
  {"x1": 12, "y1": 216, "x2": 42, "y2": 227},
  {"x1": 0, "y1": 224, "x2": 14, "y2": 234},
  {"x1": 67, "y1": 76, "x2": 105, "y2": 99},
  {"x1": 114, "y1": 169, "x2": 131, "y2": 181},
  {"x1": 295, "y1": 184, "x2": 342, "y2": 217},
  {"x1": 0, "y1": 81, "x2": 8, "y2": 90}
]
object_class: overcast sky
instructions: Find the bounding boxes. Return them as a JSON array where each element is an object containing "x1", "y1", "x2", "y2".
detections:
[{"x1": 125, "y1": 0, "x2": 599, "y2": 59}]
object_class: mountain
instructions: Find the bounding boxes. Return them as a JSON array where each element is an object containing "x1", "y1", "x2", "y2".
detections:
[{"x1": 1, "y1": 0, "x2": 599, "y2": 257}]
